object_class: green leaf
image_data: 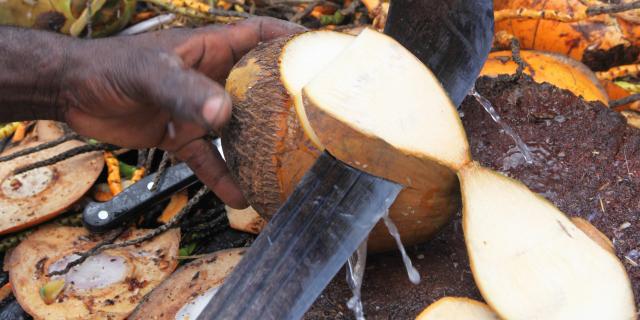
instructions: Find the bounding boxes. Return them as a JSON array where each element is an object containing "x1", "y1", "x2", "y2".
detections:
[{"x1": 178, "y1": 243, "x2": 197, "y2": 257}]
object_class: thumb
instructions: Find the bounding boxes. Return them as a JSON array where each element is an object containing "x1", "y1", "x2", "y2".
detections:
[{"x1": 136, "y1": 53, "x2": 232, "y2": 132}]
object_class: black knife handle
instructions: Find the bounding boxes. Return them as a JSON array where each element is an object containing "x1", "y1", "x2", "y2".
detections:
[{"x1": 83, "y1": 162, "x2": 199, "y2": 233}]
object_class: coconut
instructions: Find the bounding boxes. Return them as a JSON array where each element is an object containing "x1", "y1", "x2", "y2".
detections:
[
  {"x1": 129, "y1": 248, "x2": 245, "y2": 320},
  {"x1": 416, "y1": 297, "x2": 499, "y2": 320},
  {"x1": 0, "y1": 121, "x2": 103, "y2": 235},
  {"x1": 223, "y1": 28, "x2": 470, "y2": 252},
  {"x1": 7, "y1": 226, "x2": 180, "y2": 320}
]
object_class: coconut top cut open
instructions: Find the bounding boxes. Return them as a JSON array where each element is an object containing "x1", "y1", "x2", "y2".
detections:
[
  {"x1": 129, "y1": 248, "x2": 245, "y2": 320},
  {"x1": 0, "y1": 121, "x2": 103, "y2": 235},
  {"x1": 459, "y1": 162, "x2": 635, "y2": 319},
  {"x1": 8, "y1": 226, "x2": 180, "y2": 320},
  {"x1": 416, "y1": 297, "x2": 499, "y2": 320},
  {"x1": 302, "y1": 28, "x2": 470, "y2": 187}
]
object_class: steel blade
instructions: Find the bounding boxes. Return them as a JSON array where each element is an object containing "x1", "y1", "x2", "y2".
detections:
[{"x1": 197, "y1": 152, "x2": 402, "y2": 320}]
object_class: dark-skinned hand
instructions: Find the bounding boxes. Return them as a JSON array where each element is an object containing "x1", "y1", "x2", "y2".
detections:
[{"x1": 56, "y1": 17, "x2": 305, "y2": 209}]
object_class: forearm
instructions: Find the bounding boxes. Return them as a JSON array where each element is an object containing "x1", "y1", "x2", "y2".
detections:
[{"x1": 0, "y1": 27, "x2": 75, "y2": 121}]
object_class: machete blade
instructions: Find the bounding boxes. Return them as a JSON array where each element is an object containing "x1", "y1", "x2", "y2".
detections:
[
  {"x1": 197, "y1": 152, "x2": 401, "y2": 319},
  {"x1": 385, "y1": 0, "x2": 494, "y2": 106}
]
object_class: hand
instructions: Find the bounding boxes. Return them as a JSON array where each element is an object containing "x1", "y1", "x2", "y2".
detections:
[{"x1": 57, "y1": 17, "x2": 305, "y2": 208}]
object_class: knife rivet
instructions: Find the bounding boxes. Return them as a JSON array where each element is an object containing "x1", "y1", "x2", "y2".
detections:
[
  {"x1": 98, "y1": 210, "x2": 109, "y2": 220},
  {"x1": 147, "y1": 182, "x2": 154, "y2": 190}
]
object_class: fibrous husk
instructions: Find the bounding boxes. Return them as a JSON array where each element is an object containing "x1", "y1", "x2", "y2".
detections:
[
  {"x1": 0, "y1": 121, "x2": 103, "y2": 235},
  {"x1": 8, "y1": 226, "x2": 180, "y2": 320},
  {"x1": 129, "y1": 248, "x2": 245, "y2": 320}
]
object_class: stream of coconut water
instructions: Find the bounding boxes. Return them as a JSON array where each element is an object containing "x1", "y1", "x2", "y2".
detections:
[
  {"x1": 345, "y1": 212, "x2": 421, "y2": 319},
  {"x1": 469, "y1": 87, "x2": 534, "y2": 164},
  {"x1": 346, "y1": 240, "x2": 368, "y2": 320}
]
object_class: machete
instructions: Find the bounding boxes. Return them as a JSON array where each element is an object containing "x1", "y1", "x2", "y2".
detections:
[{"x1": 197, "y1": 1, "x2": 493, "y2": 319}]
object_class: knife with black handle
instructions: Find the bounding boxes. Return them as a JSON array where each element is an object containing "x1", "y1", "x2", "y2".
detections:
[{"x1": 83, "y1": 162, "x2": 199, "y2": 233}]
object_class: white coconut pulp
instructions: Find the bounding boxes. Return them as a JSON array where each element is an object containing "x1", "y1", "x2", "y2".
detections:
[
  {"x1": 459, "y1": 163, "x2": 636, "y2": 319},
  {"x1": 417, "y1": 297, "x2": 500, "y2": 320},
  {"x1": 48, "y1": 254, "x2": 129, "y2": 291},
  {"x1": 1, "y1": 167, "x2": 54, "y2": 199},
  {"x1": 174, "y1": 286, "x2": 220, "y2": 320}
]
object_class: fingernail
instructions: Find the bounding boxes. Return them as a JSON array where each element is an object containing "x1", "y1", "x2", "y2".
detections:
[{"x1": 202, "y1": 94, "x2": 230, "y2": 130}]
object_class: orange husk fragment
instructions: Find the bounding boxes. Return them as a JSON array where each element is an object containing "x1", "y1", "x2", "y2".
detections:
[
  {"x1": 480, "y1": 50, "x2": 608, "y2": 104},
  {"x1": 158, "y1": 190, "x2": 188, "y2": 224},
  {"x1": 104, "y1": 151, "x2": 123, "y2": 196},
  {"x1": 493, "y1": 0, "x2": 635, "y2": 64},
  {"x1": 596, "y1": 64, "x2": 640, "y2": 81},
  {"x1": 131, "y1": 167, "x2": 145, "y2": 183},
  {"x1": 10, "y1": 122, "x2": 27, "y2": 143}
]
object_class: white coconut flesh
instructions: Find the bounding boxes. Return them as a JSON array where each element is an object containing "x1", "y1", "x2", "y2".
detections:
[
  {"x1": 459, "y1": 163, "x2": 636, "y2": 319},
  {"x1": 48, "y1": 254, "x2": 129, "y2": 291},
  {"x1": 301, "y1": 28, "x2": 469, "y2": 173},
  {"x1": 280, "y1": 31, "x2": 355, "y2": 148},
  {"x1": 174, "y1": 286, "x2": 220, "y2": 320},
  {"x1": 416, "y1": 297, "x2": 499, "y2": 320}
]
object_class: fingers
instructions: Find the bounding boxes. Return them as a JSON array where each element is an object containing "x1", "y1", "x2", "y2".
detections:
[
  {"x1": 221, "y1": 17, "x2": 307, "y2": 63},
  {"x1": 136, "y1": 55, "x2": 232, "y2": 132},
  {"x1": 175, "y1": 138, "x2": 248, "y2": 208}
]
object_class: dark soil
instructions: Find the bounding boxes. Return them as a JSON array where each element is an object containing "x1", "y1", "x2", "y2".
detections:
[{"x1": 309, "y1": 74, "x2": 640, "y2": 319}]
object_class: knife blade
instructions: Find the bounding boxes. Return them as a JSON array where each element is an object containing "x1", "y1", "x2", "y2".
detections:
[{"x1": 197, "y1": 151, "x2": 401, "y2": 319}]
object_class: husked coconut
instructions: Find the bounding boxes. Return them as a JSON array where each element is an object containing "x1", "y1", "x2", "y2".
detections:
[
  {"x1": 8, "y1": 226, "x2": 180, "y2": 320},
  {"x1": 129, "y1": 248, "x2": 245, "y2": 320},
  {"x1": 0, "y1": 121, "x2": 103, "y2": 234}
]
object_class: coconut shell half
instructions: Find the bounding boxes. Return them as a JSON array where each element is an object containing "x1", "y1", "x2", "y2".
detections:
[
  {"x1": 0, "y1": 121, "x2": 103, "y2": 235},
  {"x1": 416, "y1": 297, "x2": 499, "y2": 320},
  {"x1": 129, "y1": 248, "x2": 245, "y2": 320},
  {"x1": 8, "y1": 226, "x2": 180, "y2": 320}
]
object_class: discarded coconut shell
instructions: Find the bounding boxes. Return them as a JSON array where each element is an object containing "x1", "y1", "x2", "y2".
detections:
[
  {"x1": 494, "y1": 0, "x2": 640, "y2": 71},
  {"x1": 416, "y1": 297, "x2": 499, "y2": 320},
  {"x1": 129, "y1": 248, "x2": 245, "y2": 320},
  {"x1": 480, "y1": 50, "x2": 609, "y2": 104},
  {"x1": 7, "y1": 226, "x2": 180, "y2": 320},
  {"x1": 223, "y1": 29, "x2": 469, "y2": 252},
  {"x1": 0, "y1": 121, "x2": 103, "y2": 235}
]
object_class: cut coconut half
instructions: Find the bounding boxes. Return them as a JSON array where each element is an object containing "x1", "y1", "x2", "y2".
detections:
[
  {"x1": 302, "y1": 28, "x2": 470, "y2": 186},
  {"x1": 416, "y1": 297, "x2": 499, "y2": 320},
  {"x1": 129, "y1": 248, "x2": 245, "y2": 320},
  {"x1": 223, "y1": 29, "x2": 469, "y2": 252},
  {"x1": 0, "y1": 121, "x2": 103, "y2": 234},
  {"x1": 8, "y1": 226, "x2": 180, "y2": 320},
  {"x1": 459, "y1": 162, "x2": 635, "y2": 319},
  {"x1": 226, "y1": 205, "x2": 266, "y2": 235}
]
